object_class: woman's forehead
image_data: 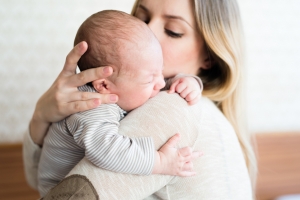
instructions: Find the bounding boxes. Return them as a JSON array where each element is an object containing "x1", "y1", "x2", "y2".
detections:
[{"x1": 139, "y1": 0, "x2": 195, "y2": 24}]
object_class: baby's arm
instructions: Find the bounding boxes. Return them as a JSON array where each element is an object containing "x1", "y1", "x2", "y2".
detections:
[
  {"x1": 66, "y1": 106, "x2": 200, "y2": 177},
  {"x1": 165, "y1": 74, "x2": 203, "y2": 105}
]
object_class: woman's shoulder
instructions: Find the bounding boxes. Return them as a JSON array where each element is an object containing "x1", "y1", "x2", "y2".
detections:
[
  {"x1": 131, "y1": 91, "x2": 226, "y2": 124},
  {"x1": 143, "y1": 94, "x2": 252, "y2": 198},
  {"x1": 123, "y1": 91, "x2": 234, "y2": 138},
  {"x1": 120, "y1": 92, "x2": 252, "y2": 198}
]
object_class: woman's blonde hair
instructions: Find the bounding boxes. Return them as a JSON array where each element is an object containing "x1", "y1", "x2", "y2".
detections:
[{"x1": 131, "y1": 0, "x2": 257, "y2": 188}]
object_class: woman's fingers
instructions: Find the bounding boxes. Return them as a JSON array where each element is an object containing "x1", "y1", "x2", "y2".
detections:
[
  {"x1": 61, "y1": 41, "x2": 115, "y2": 87},
  {"x1": 62, "y1": 93, "x2": 118, "y2": 115},
  {"x1": 66, "y1": 66, "x2": 113, "y2": 87},
  {"x1": 63, "y1": 99, "x2": 102, "y2": 115},
  {"x1": 67, "y1": 91, "x2": 117, "y2": 102},
  {"x1": 63, "y1": 41, "x2": 88, "y2": 76}
]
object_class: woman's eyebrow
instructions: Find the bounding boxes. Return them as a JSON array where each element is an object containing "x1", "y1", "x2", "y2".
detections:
[
  {"x1": 138, "y1": 4, "x2": 149, "y2": 13},
  {"x1": 163, "y1": 15, "x2": 193, "y2": 28},
  {"x1": 138, "y1": 4, "x2": 193, "y2": 28}
]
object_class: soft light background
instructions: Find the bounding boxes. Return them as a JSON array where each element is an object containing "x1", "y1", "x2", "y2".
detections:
[{"x1": 0, "y1": 0, "x2": 299, "y2": 143}]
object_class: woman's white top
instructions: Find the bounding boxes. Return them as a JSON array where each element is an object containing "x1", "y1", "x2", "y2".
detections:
[{"x1": 23, "y1": 92, "x2": 252, "y2": 200}]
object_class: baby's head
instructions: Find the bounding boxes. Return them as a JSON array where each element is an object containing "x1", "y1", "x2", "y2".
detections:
[{"x1": 74, "y1": 10, "x2": 165, "y2": 111}]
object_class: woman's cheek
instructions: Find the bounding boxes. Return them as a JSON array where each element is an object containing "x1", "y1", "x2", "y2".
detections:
[{"x1": 161, "y1": 44, "x2": 180, "y2": 75}]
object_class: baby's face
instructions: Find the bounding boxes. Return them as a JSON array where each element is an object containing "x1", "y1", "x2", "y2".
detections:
[{"x1": 111, "y1": 45, "x2": 165, "y2": 111}]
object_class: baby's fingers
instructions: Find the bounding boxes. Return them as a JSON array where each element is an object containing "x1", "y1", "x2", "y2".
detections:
[
  {"x1": 177, "y1": 170, "x2": 196, "y2": 177},
  {"x1": 169, "y1": 80, "x2": 180, "y2": 94},
  {"x1": 182, "y1": 162, "x2": 194, "y2": 171},
  {"x1": 187, "y1": 94, "x2": 201, "y2": 106},
  {"x1": 178, "y1": 88, "x2": 190, "y2": 99},
  {"x1": 185, "y1": 90, "x2": 199, "y2": 101},
  {"x1": 178, "y1": 146, "x2": 203, "y2": 162},
  {"x1": 178, "y1": 146, "x2": 192, "y2": 157},
  {"x1": 175, "y1": 82, "x2": 187, "y2": 94},
  {"x1": 182, "y1": 151, "x2": 203, "y2": 163},
  {"x1": 164, "y1": 133, "x2": 181, "y2": 147}
]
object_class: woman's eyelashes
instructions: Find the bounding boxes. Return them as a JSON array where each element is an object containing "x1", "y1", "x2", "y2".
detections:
[
  {"x1": 135, "y1": 12, "x2": 183, "y2": 38},
  {"x1": 164, "y1": 29, "x2": 183, "y2": 38},
  {"x1": 140, "y1": 17, "x2": 149, "y2": 24},
  {"x1": 136, "y1": 13, "x2": 149, "y2": 24}
]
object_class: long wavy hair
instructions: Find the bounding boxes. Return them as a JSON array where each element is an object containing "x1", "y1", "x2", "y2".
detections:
[{"x1": 131, "y1": 0, "x2": 257, "y2": 189}]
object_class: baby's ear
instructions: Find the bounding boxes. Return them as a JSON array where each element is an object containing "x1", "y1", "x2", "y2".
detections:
[{"x1": 92, "y1": 79, "x2": 111, "y2": 94}]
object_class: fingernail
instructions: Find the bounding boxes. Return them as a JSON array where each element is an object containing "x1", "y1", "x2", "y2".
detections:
[
  {"x1": 93, "y1": 99, "x2": 101, "y2": 106},
  {"x1": 103, "y1": 67, "x2": 109, "y2": 73},
  {"x1": 110, "y1": 95, "x2": 118, "y2": 102}
]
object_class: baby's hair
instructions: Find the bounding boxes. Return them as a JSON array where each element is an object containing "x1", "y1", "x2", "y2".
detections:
[{"x1": 74, "y1": 10, "x2": 153, "y2": 73}]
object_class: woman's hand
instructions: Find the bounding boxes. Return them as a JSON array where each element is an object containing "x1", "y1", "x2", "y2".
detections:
[{"x1": 30, "y1": 41, "x2": 118, "y2": 146}]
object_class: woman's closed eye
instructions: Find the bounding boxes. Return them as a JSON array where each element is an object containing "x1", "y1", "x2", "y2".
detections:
[
  {"x1": 164, "y1": 29, "x2": 183, "y2": 38},
  {"x1": 139, "y1": 17, "x2": 150, "y2": 24},
  {"x1": 135, "y1": 11, "x2": 150, "y2": 24}
]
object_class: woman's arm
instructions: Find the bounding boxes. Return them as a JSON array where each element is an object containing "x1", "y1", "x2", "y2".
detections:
[
  {"x1": 23, "y1": 42, "x2": 118, "y2": 189},
  {"x1": 29, "y1": 41, "x2": 118, "y2": 146},
  {"x1": 23, "y1": 130, "x2": 42, "y2": 189},
  {"x1": 43, "y1": 92, "x2": 252, "y2": 199}
]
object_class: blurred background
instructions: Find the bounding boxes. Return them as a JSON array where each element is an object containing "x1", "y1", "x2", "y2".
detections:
[
  {"x1": 0, "y1": 0, "x2": 299, "y2": 143},
  {"x1": 0, "y1": 0, "x2": 299, "y2": 200}
]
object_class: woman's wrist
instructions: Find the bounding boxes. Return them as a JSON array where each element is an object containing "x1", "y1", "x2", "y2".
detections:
[{"x1": 29, "y1": 110, "x2": 50, "y2": 146}]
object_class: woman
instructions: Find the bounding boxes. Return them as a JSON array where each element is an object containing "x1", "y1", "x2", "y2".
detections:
[{"x1": 23, "y1": 0, "x2": 256, "y2": 199}]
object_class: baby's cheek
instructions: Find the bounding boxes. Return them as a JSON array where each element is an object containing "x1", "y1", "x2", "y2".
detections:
[{"x1": 150, "y1": 90, "x2": 159, "y2": 98}]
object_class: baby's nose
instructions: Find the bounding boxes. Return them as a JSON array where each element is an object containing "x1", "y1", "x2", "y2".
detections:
[{"x1": 156, "y1": 78, "x2": 165, "y2": 90}]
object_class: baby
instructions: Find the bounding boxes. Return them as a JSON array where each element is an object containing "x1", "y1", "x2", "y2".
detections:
[{"x1": 37, "y1": 10, "x2": 202, "y2": 197}]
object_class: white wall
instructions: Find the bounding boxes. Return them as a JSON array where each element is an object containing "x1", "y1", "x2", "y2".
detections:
[
  {"x1": 0, "y1": 0, "x2": 299, "y2": 143},
  {"x1": 239, "y1": 0, "x2": 300, "y2": 133}
]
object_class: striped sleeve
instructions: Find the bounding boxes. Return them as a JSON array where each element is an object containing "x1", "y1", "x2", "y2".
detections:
[{"x1": 65, "y1": 105, "x2": 155, "y2": 175}]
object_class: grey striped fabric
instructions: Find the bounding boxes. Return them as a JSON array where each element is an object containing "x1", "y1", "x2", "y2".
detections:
[{"x1": 37, "y1": 85, "x2": 155, "y2": 197}]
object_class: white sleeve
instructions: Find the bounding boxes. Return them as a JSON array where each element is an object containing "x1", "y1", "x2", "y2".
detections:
[{"x1": 22, "y1": 129, "x2": 42, "y2": 190}]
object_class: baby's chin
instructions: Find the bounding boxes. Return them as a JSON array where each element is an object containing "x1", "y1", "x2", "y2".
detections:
[{"x1": 118, "y1": 101, "x2": 147, "y2": 112}]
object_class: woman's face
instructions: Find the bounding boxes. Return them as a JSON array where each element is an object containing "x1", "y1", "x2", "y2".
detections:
[{"x1": 135, "y1": 0, "x2": 207, "y2": 78}]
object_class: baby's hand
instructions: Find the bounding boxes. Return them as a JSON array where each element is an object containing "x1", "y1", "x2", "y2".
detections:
[
  {"x1": 152, "y1": 133, "x2": 203, "y2": 177},
  {"x1": 169, "y1": 77, "x2": 201, "y2": 105}
]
